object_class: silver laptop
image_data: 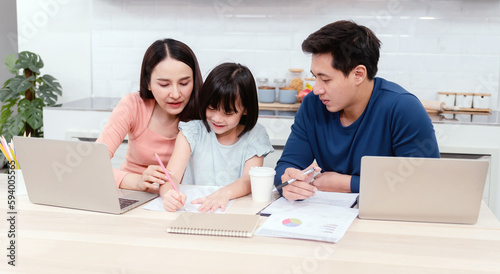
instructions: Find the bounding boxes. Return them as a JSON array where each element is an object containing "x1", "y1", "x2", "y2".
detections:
[
  {"x1": 358, "y1": 156, "x2": 489, "y2": 224},
  {"x1": 13, "y1": 136, "x2": 158, "y2": 214}
]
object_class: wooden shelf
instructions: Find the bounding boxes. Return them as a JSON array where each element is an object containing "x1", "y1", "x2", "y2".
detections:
[
  {"x1": 259, "y1": 102, "x2": 301, "y2": 111},
  {"x1": 447, "y1": 108, "x2": 492, "y2": 113},
  {"x1": 426, "y1": 108, "x2": 492, "y2": 115},
  {"x1": 262, "y1": 103, "x2": 491, "y2": 115},
  {"x1": 441, "y1": 110, "x2": 492, "y2": 115}
]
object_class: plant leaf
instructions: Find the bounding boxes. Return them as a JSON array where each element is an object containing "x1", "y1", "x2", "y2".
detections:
[
  {"x1": 2, "y1": 78, "x2": 11, "y2": 89},
  {"x1": 16, "y1": 51, "x2": 33, "y2": 68},
  {"x1": 4, "y1": 113, "x2": 25, "y2": 138},
  {"x1": 0, "y1": 86, "x2": 20, "y2": 102},
  {"x1": 38, "y1": 84, "x2": 58, "y2": 106},
  {"x1": 16, "y1": 51, "x2": 42, "y2": 73},
  {"x1": 20, "y1": 99, "x2": 44, "y2": 130},
  {"x1": 4, "y1": 54, "x2": 18, "y2": 74},
  {"x1": 0, "y1": 127, "x2": 13, "y2": 144},
  {"x1": 28, "y1": 64, "x2": 41, "y2": 74},
  {"x1": 41, "y1": 74, "x2": 62, "y2": 95},
  {"x1": 36, "y1": 54, "x2": 44, "y2": 69},
  {"x1": 7, "y1": 76, "x2": 22, "y2": 92},
  {"x1": 32, "y1": 97, "x2": 45, "y2": 108},
  {"x1": 0, "y1": 105, "x2": 13, "y2": 126},
  {"x1": 18, "y1": 98, "x2": 30, "y2": 112},
  {"x1": 9, "y1": 75, "x2": 34, "y2": 94}
]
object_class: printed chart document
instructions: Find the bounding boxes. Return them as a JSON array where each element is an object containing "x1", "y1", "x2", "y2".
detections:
[
  {"x1": 260, "y1": 191, "x2": 358, "y2": 216},
  {"x1": 255, "y1": 203, "x2": 359, "y2": 243},
  {"x1": 144, "y1": 185, "x2": 234, "y2": 213}
]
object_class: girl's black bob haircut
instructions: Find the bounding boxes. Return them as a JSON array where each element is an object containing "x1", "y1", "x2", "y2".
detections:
[{"x1": 199, "y1": 62, "x2": 258, "y2": 137}]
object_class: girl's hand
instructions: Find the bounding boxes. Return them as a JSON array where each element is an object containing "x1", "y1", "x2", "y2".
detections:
[
  {"x1": 192, "y1": 189, "x2": 231, "y2": 213},
  {"x1": 162, "y1": 189, "x2": 187, "y2": 212},
  {"x1": 138, "y1": 165, "x2": 168, "y2": 193}
]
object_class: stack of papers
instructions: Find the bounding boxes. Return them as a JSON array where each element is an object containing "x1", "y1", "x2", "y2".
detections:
[
  {"x1": 255, "y1": 192, "x2": 359, "y2": 243},
  {"x1": 259, "y1": 191, "x2": 358, "y2": 216}
]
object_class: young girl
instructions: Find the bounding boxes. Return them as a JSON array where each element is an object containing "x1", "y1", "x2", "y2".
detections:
[
  {"x1": 97, "y1": 39, "x2": 202, "y2": 193},
  {"x1": 160, "y1": 62, "x2": 274, "y2": 212}
]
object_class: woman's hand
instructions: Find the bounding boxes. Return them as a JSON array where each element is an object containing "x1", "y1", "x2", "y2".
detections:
[
  {"x1": 120, "y1": 165, "x2": 168, "y2": 193},
  {"x1": 137, "y1": 165, "x2": 168, "y2": 193},
  {"x1": 162, "y1": 189, "x2": 187, "y2": 212},
  {"x1": 191, "y1": 188, "x2": 231, "y2": 213}
]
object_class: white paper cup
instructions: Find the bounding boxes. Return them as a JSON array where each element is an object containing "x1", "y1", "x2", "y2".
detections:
[{"x1": 249, "y1": 167, "x2": 276, "y2": 203}]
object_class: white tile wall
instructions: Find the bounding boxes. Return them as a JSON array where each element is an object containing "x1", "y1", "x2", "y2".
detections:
[
  {"x1": 85, "y1": 0, "x2": 499, "y2": 109},
  {"x1": 16, "y1": 0, "x2": 93, "y2": 103}
]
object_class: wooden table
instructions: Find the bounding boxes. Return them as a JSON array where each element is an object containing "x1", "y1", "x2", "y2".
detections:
[{"x1": 1, "y1": 174, "x2": 499, "y2": 274}]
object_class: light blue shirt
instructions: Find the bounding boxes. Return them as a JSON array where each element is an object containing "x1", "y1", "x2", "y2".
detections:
[{"x1": 179, "y1": 120, "x2": 274, "y2": 186}]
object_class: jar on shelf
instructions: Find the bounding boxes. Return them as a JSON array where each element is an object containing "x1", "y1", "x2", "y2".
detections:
[
  {"x1": 256, "y1": 77, "x2": 269, "y2": 88},
  {"x1": 287, "y1": 68, "x2": 304, "y2": 92},
  {"x1": 304, "y1": 77, "x2": 316, "y2": 90},
  {"x1": 256, "y1": 77, "x2": 275, "y2": 103},
  {"x1": 473, "y1": 93, "x2": 491, "y2": 109},
  {"x1": 279, "y1": 87, "x2": 298, "y2": 104},
  {"x1": 274, "y1": 78, "x2": 286, "y2": 102}
]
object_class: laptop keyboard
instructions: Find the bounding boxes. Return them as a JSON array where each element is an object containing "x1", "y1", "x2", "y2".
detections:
[{"x1": 119, "y1": 198, "x2": 139, "y2": 209}]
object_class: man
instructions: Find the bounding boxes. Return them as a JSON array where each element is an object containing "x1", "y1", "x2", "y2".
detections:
[{"x1": 275, "y1": 20, "x2": 440, "y2": 201}]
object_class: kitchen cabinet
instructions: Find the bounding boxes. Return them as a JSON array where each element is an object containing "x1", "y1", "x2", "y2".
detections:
[{"x1": 44, "y1": 97, "x2": 500, "y2": 219}]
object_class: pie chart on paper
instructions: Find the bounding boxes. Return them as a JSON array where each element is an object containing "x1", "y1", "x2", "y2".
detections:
[{"x1": 282, "y1": 218, "x2": 302, "y2": 227}]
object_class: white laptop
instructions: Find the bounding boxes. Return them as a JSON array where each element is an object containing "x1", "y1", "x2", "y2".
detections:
[
  {"x1": 13, "y1": 136, "x2": 158, "y2": 214},
  {"x1": 358, "y1": 156, "x2": 489, "y2": 224}
]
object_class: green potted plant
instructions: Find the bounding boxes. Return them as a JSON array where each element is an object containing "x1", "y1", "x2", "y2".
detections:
[{"x1": 0, "y1": 51, "x2": 62, "y2": 141}]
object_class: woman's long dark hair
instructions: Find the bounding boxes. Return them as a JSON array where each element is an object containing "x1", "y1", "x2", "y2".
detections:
[{"x1": 139, "y1": 38, "x2": 203, "y2": 121}]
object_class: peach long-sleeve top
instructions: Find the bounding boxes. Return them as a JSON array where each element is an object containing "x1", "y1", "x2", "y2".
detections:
[{"x1": 96, "y1": 92, "x2": 176, "y2": 187}]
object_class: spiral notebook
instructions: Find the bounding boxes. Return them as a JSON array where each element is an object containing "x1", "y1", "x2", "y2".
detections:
[{"x1": 167, "y1": 212, "x2": 260, "y2": 238}]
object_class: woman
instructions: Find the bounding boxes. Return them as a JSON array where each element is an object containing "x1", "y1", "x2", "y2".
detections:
[{"x1": 97, "y1": 38, "x2": 203, "y2": 193}]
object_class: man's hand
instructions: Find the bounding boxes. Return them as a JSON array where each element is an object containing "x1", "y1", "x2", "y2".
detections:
[
  {"x1": 280, "y1": 165, "x2": 321, "y2": 201},
  {"x1": 312, "y1": 171, "x2": 351, "y2": 193}
]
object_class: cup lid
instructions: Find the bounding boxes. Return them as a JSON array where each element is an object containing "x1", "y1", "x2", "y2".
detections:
[{"x1": 249, "y1": 166, "x2": 276, "y2": 176}]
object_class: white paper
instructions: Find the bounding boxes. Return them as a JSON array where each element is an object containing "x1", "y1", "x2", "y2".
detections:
[
  {"x1": 143, "y1": 185, "x2": 234, "y2": 213},
  {"x1": 260, "y1": 191, "x2": 358, "y2": 215},
  {"x1": 255, "y1": 203, "x2": 359, "y2": 243}
]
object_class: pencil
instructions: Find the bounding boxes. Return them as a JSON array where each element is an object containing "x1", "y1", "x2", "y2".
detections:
[
  {"x1": 0, "y1": 136, "x2": 13, "y2": 162},
  {"x1": 154, "y1": 153, "x2": 178, "y2": 192},
  {"x1": 154, "y1": 152, "x2": 187, "y2": 211},
  {"x1": 9, "y1": 142, "x2": 19, "y2": 169},
  {"x1": 0, "y1": 143, "x2": 12, "y2": 162}
]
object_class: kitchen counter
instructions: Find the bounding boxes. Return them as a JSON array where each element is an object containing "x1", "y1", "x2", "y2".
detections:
[
  {"x1": 46, "y1": 97, "x2": 300, "y2": 118},
  {"x1": 46, "y1": 96, "x2": 121, "y2": 111}
]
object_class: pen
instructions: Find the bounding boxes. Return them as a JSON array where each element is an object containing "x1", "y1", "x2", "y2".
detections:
[
  {"x1": 275, "y1": 167, "x2": 316, "y2": 191},
  {"x1": 154, "y1": 153, "x2": 187, "y2": 211}
]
